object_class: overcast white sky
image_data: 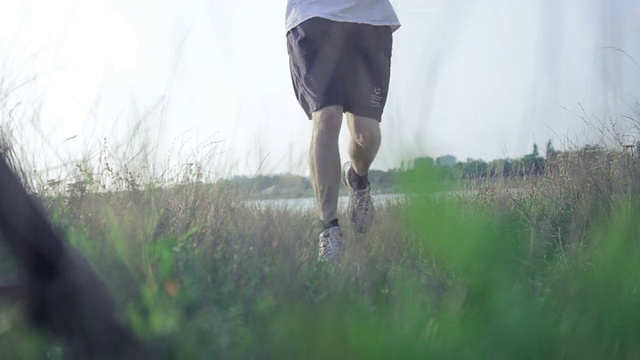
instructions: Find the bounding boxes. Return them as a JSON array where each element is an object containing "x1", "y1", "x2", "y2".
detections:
[{"x1": 1, "y1": 0, "x2": 639, "y2": 177}]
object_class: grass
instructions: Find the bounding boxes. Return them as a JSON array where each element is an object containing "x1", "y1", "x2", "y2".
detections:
[{"x1": 0, "y1": 139, "x2": 639, "y2": 359}]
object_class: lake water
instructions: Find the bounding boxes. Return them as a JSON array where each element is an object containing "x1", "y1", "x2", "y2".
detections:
[
  {"x1": 247, "y1": 193, "x2": 406, "y2": 212},
  {"x1": 246, "y1": 188, "x2": 521, "y2": 212}
]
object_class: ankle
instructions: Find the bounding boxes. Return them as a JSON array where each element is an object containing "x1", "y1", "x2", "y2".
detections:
[
  {"x1": 323, "y1": 218, "x2": 339, "y2": 230},
  {"x1": 351, "y1": 167, "x2": 369, "y2": 190}
]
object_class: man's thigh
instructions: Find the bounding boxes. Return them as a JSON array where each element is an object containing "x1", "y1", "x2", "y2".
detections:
[
  {"x1": 286, "y1": 18, "x2": 348, "y2": 120},
  {"x1": 342, "y1": 24, "x2": 393, "y2": 122}
]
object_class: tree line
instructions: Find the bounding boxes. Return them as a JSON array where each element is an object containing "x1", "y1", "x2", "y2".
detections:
[{"x1": 218, "y1": 140, "x2": 568, "y2": 197}]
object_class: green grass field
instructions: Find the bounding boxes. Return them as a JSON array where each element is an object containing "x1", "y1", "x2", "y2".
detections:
[{"x1": 1, "y1": 141, "x2": 640, "y2": 359}]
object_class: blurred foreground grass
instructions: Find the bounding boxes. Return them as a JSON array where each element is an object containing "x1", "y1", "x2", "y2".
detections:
[{"x1": 1, "y1": 145, "x2": 640, "y2": 359}]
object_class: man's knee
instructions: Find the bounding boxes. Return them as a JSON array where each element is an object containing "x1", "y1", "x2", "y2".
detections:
[
  {"x1": 349, "y1": 115, "x2": 381, "y2": 148},
  {"x1": 312, "y1": 106, "x2": 343, "y2": 137}
]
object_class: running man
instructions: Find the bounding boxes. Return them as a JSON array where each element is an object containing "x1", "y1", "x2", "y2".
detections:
[{"x1": 285, "y1": 1, "x2": 401, "y2": 261}]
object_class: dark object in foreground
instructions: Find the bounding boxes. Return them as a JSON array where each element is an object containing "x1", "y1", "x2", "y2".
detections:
[{"x1": 0, "y1": 155, "x2": 148, "y2": 359}]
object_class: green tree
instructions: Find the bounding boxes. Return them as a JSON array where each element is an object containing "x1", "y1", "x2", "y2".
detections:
[{"x1": 545, "y1": 139, "x2": 556, "y2": 158}]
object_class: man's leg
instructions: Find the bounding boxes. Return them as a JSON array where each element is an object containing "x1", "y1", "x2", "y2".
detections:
[
  {"x1": 341, "y1": 114, "x2": 379, "y2": 233},
  {"x1": 309, "y1": 105, "x2": 343, "y2": 227},
  {"x1": 286, "y1": 18, "x2": 348, "y2": 261},
  {"x1": 339, "y1": 23, "x2": 392, "y2": 233}
]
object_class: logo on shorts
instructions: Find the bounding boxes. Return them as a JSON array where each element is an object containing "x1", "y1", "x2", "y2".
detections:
[{"x1": 370, "y1": 87, "x2": 382, "y2": 108}]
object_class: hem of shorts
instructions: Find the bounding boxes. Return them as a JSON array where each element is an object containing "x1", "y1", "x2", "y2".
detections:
[
  {"x1": 344, "y1": 108, "x2": 384, "y2": 122},
  {"x1": 303, "y1": 108, "x2": 384, "y2": 122},
  {"x1": 305, "y1": 103, "x2": 343, "y2": 120},
  {"x1": 286, "y1": 15, "x2": 401, "y2": 34}
]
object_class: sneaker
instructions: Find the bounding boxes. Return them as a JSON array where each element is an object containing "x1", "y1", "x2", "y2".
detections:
[
  {"x1": 342, "y1": 162, "x2": 375, "y2": 233},
  {"x1": 318, "y1": 226, "x2": 344, "y2": 262}
]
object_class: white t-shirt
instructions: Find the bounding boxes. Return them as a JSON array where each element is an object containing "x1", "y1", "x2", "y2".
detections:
[{"x1": 285, "y1": 0, "x2": 401, "y2": 33}]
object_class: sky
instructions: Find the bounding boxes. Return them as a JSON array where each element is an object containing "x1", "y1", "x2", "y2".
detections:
[{"x1": 0, "y1": 0, "x2": 639, "y2": 177}]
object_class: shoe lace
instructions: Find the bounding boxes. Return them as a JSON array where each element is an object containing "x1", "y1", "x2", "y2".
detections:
[
  {"x1": 321, "y1": 228, "x2": 342, "y2": 256},
  {"x1": 352, "y1": 186, "x2": 373, "y2": 210}
]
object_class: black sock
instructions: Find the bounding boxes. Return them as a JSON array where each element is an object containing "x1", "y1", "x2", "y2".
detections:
[
  {"x1": 324, "y1": 218, "x2": 339, "y2": 230},
  {"x1": 354, "y1": 170, "x2": 369, "y2": 190}
]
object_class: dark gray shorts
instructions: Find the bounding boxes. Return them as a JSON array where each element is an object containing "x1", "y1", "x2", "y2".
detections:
[{"x1": 286, "y1": 17, "x2": 393, "y2": 121}]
